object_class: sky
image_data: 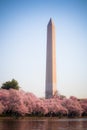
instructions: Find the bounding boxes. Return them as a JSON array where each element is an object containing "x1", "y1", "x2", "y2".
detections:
[{"x1": 0, "y1": 0, "x2": 87, "y2": 98}]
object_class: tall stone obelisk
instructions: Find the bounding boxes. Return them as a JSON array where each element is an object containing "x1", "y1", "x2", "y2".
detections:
[{"x1": 45, "y1": 18, "x2": 57, "y2": 98}]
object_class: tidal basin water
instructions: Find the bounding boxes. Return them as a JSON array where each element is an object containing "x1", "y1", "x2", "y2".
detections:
[{"x1": 0, "y1": 118, "x2": 87, "y2": 130}]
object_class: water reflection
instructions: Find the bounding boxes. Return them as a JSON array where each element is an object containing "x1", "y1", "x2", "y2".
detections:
[{"x1": 0, "y1": 118, "x2": 87, "y2": 130}]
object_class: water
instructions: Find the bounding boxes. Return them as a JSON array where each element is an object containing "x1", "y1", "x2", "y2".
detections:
[{"x1": 0, "y1": 118, "x2": 87, "y2": 130}]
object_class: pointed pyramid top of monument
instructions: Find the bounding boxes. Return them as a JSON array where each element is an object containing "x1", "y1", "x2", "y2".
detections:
[
  {"x1": 49, "y1": 18, "x2": 53, "y2": 22},
  {"x1": 48, "y1": 18, "x2": 54, "y2": 26}
]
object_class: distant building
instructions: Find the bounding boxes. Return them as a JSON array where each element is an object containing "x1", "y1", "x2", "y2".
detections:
[{"x1": 45, "y1": 19, "x2": 57, "y2": 98}]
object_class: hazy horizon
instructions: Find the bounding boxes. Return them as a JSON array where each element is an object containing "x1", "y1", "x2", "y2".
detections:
[{"x1": 0, "y1": 0, "x2": 87, "y2": 98}]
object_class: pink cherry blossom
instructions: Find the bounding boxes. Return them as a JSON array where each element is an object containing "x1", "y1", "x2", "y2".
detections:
[{"x1": 0, "y1": 89, "x2": 87, "y2": 117}]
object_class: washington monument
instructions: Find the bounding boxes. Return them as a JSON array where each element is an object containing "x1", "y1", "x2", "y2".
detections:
[{"x1": 45, "y1": 18, "x2": 57, "y2": 98}]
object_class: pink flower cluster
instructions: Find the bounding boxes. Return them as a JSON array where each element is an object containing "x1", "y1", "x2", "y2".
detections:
[{"x1": 0, "y1": 89, "x2": 87, "y2": 117}]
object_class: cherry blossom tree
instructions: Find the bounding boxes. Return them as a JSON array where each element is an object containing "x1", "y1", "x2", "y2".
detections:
[
  {"x1": 62, "y1": 97, "x2": 82, "y2": 117},
  {"x1": 0, "y1": 89, "x2": 87, "y2": 117},
  {"x1": 80, "y1": 99, "x2": 87, "y2": 116}
]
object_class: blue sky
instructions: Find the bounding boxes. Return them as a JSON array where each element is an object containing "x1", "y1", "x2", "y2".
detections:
[{"x1": 0, "y1": 0, "x2": 87, "y2": 98}]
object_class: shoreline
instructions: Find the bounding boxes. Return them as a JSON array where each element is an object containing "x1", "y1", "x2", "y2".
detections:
[{"x1": 0, "y1": 116, "x2": 87, "y2": 120}]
